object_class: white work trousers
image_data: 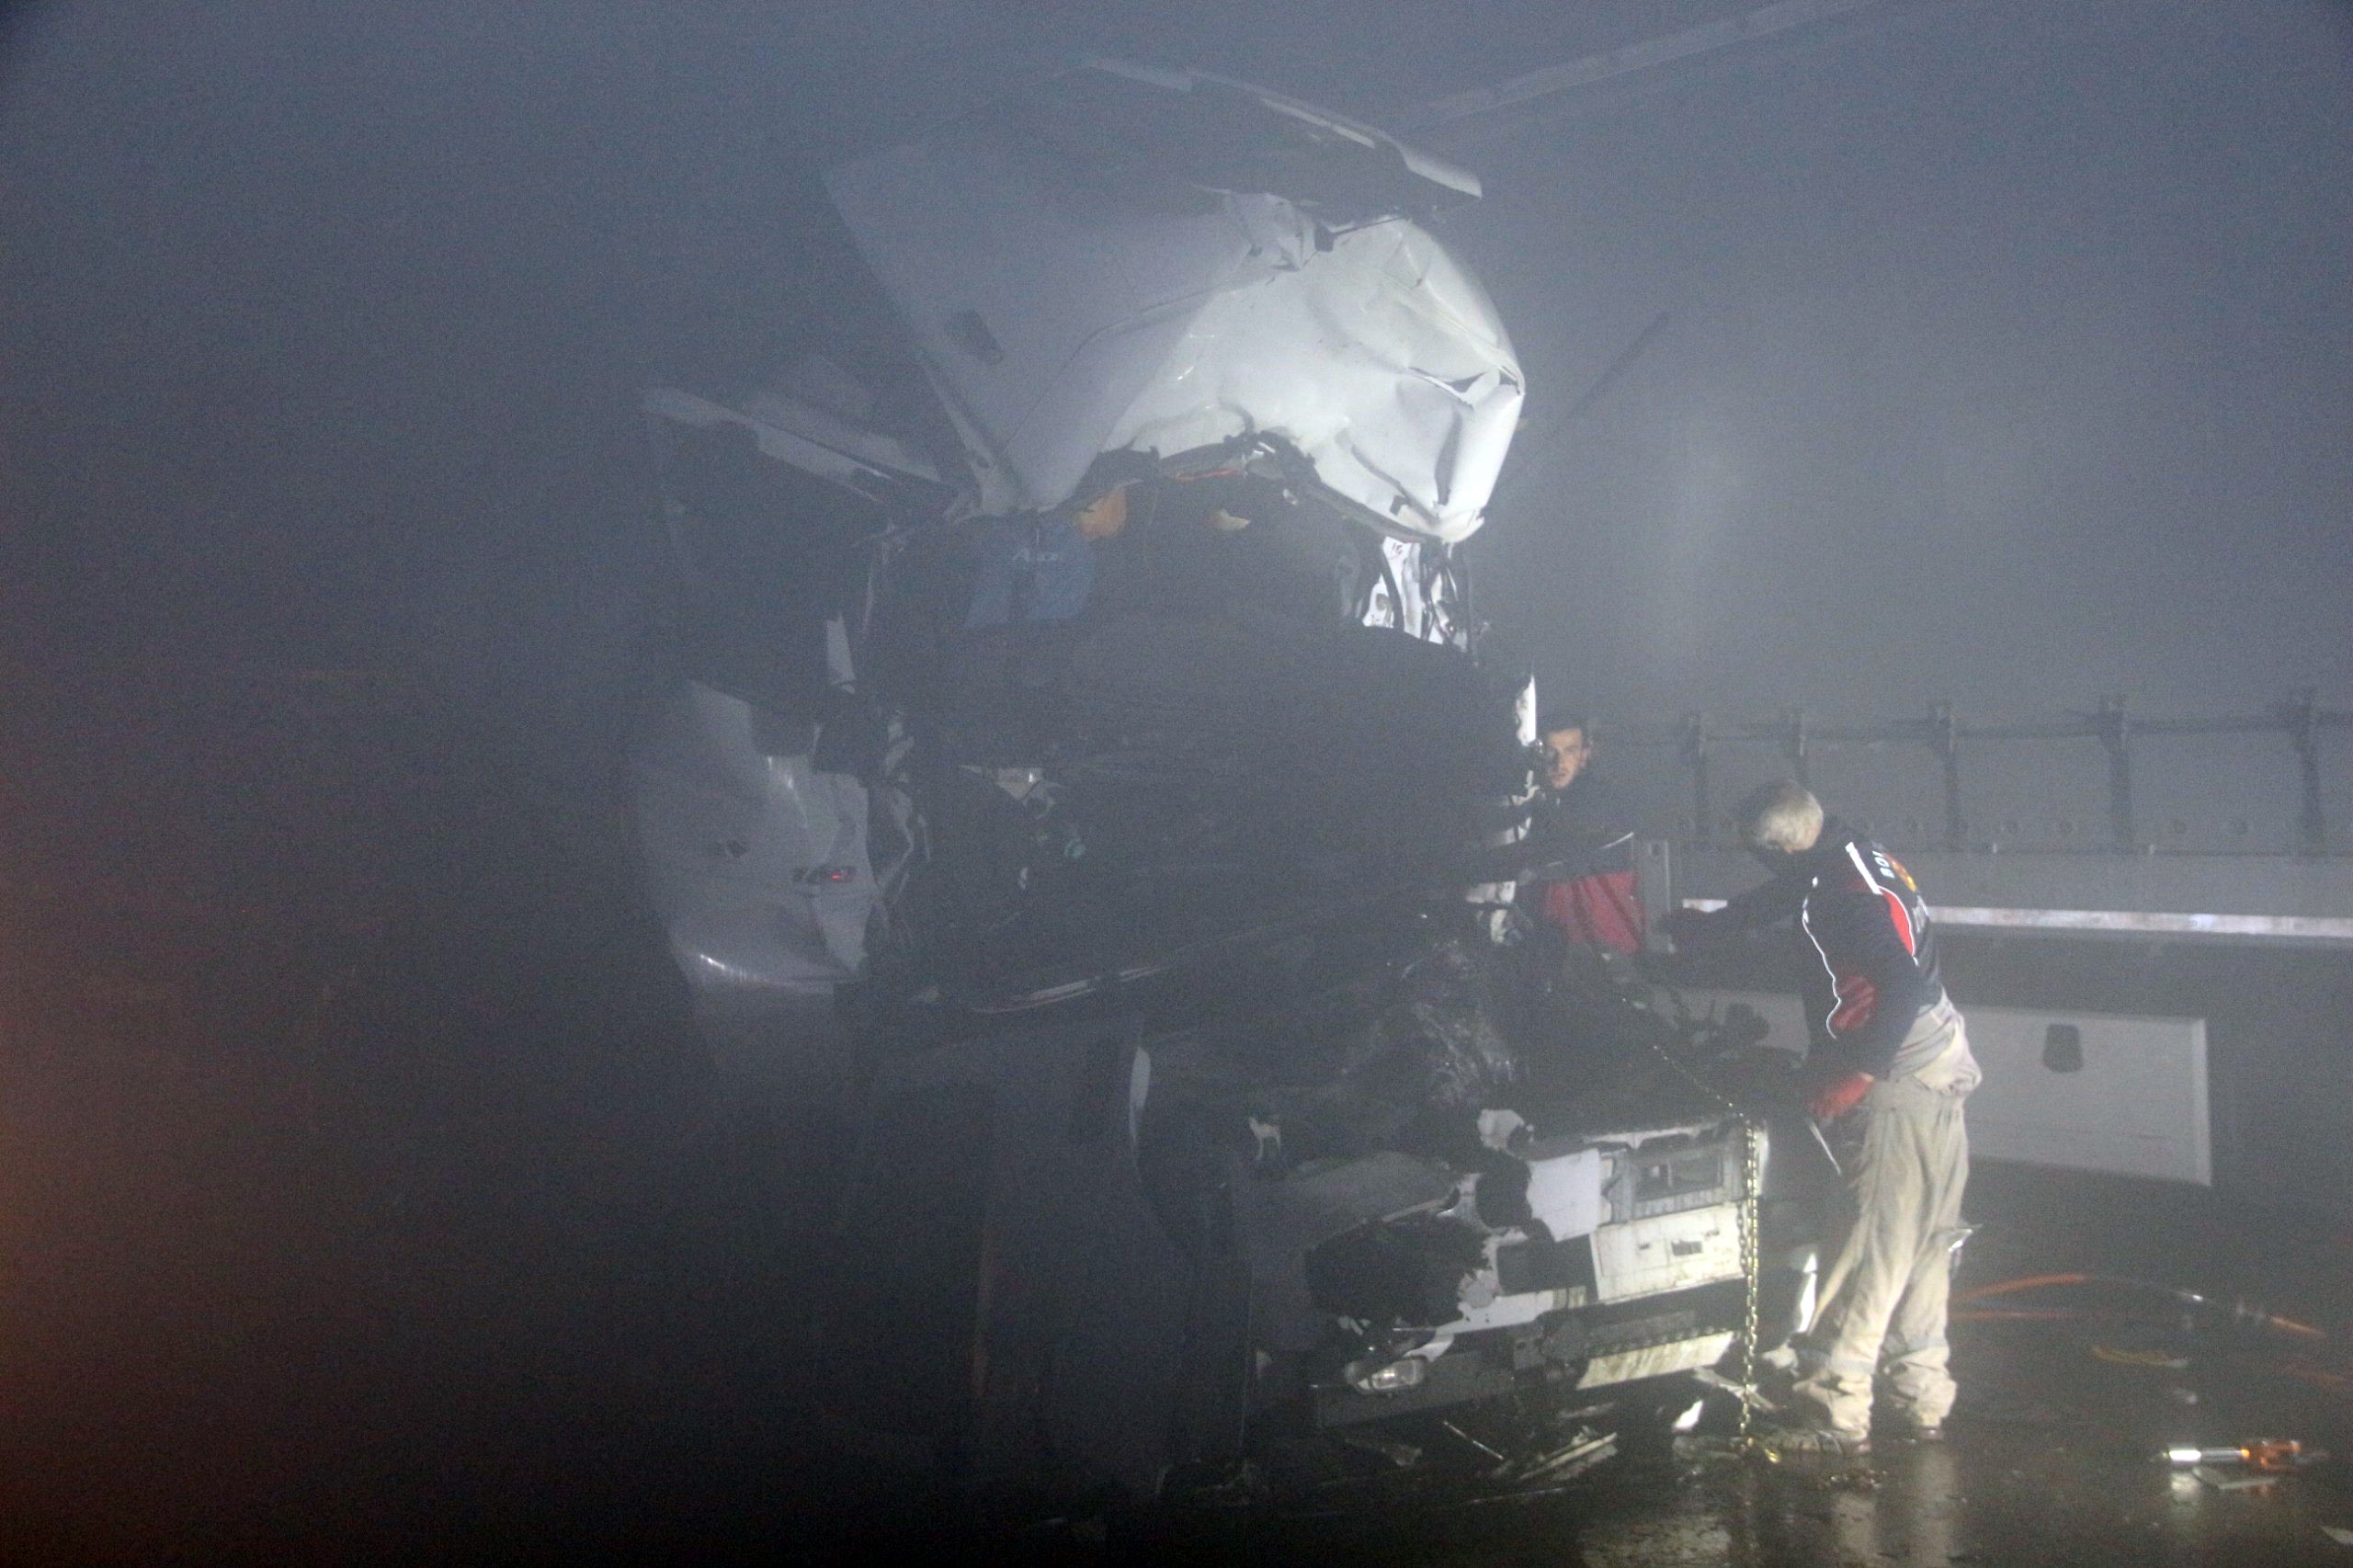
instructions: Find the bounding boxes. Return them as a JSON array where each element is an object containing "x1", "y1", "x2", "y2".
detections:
[{"x1": 1789, "y1": 1071, "x2": 1972, "y2": 1437}]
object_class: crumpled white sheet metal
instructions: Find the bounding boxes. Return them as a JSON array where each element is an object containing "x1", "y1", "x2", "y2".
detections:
[
  {"x1": 1100, "y1": 212, "x2": 1523, "y2": 545},
  {"x1": 624, "y1": 681, "x2": 872, "y2": 994},
  {"x1": 823, "y1": 78, "x2": 1523, "y2": 544}
]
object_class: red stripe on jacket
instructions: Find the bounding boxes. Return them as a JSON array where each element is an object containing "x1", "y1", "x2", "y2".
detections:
[{"x1": 1540, "y1": 869, "x2": 1646, "y2": 956}]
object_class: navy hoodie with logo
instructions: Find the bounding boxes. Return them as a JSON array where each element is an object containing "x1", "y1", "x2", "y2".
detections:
[{"x1": 1713, "y1": 819, "x2": 1949, "y2": 1077}]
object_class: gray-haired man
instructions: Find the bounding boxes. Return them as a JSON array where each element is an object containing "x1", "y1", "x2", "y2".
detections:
[{"x1": 1665, "y1": 780, "x2": 1980, "y2": 1458}]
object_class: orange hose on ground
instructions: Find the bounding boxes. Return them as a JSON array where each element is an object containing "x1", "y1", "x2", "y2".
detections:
[
  {"x1": 1954, "y1": 1273, "x2": 2095, "y2": 1304},
  {"x1": 1952, "y1": 1308, "x2": 2172, "y2": 1324},
  {"x1": 1955, "y1": 1276, "x2": 2327, "y2": 1340}
]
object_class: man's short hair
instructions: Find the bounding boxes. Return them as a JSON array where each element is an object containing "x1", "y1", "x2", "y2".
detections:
[
  {"x1": 1737, "y1": 779, "x2": 1824, "y2": 853},
  {"x1": 1539, "y1": 710, "x2": 1593, "y2": 740}
]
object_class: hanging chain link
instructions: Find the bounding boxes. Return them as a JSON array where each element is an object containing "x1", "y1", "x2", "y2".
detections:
[
  {"x1": 1735, "y1": 1119, "x2": 1762, "y2": 1443},
  {"x1": 1640, "y1": 1011, "x2": 1765, "y2": 1445}
]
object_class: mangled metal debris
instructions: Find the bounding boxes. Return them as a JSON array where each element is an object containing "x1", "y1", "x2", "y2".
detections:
[{"x1": 620, "y1": 59, "x2": 1821, "y2": 1514}]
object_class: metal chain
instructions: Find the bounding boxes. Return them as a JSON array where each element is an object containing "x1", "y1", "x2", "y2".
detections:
[
  {"x1": 1639, "y1": 1017, "x2": 1764, "y2": 1444},
  {"x1": 1736, "y1": 1119, "x2": 1762, "y2": 1442}
]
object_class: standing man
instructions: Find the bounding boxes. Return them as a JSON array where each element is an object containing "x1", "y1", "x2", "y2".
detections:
[
  {"x1": 1522, "y1": 712, "x2": 1645, "y2": 956},
  {"x1": 1665, "y1": 780, "x2": 1980, "y2": 1458}
]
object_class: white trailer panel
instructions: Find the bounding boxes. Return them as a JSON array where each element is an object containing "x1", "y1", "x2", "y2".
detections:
[{"x1": 1665, "y1": 989, "x2": 2211, "y2": 1186}]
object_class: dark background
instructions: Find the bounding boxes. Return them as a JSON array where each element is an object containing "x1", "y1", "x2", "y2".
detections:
[
  {"x1": 2, "y1": 1, "x2": 2347, "y2": 1558},
  {"x1": 4, "y1": 0, "x2": 2347, "y2": 716}
]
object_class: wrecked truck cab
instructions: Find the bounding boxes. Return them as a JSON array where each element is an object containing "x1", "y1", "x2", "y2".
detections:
[
  {"x1": 624, "y1": 61, "x2": 1779, "y2": 1508},
  {"x1": 627, "y1": 59, "x2": 1528, "y2": 1047}
]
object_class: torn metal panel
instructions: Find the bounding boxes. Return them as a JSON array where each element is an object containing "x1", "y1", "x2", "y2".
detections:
[
  {"x1": 1443, "y1": 1274, "x2": 1591, "y2": 1335},
  {"x1": 1593, "y1": 1207, "x2": 1745, "y2": 1302},
  {"x1": 823, "y1": 62, "x2": 1522, "y2": 543},
  {"x1": 1523, "y1": 1146, "x2": 1605, "y2": 1239},
  {"x1": 1574, "y1": 1331, "x2": 1738, "y2": 1391},
  {"x1": 1250, "y1": 1152, "x2": 1462, "y2": 1256},
  {"x1": 642, "y1": 383, "x2": 942, "y2": 494},
  {"x1": 1097, "y1": 217, "x2": 1523, "y2": 545},
  {"x1": 625, "y1": 680, "x2": 873, "y2": 998}
]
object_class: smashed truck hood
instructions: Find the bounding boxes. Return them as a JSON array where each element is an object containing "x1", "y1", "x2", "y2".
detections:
[{"x1": 822, "y1": 61, "x2": 1524, "y2": 544}]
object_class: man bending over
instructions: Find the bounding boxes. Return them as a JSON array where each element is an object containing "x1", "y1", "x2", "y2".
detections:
[{"x1": 1666, "y1": 779, "x2": 1981, "y2": 1458}]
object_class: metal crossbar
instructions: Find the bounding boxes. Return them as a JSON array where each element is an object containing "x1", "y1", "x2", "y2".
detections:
[{"x1": 1611, "y1": 694, "x2": 2346, "y2": 857}]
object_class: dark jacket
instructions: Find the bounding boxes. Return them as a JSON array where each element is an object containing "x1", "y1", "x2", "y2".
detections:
[
  {"x1": 1715, "y1": 819, "x2": 1946, "y2": 1076},
  {"x1": 1521, "y1": 770, "x2": 1645, "y2": 955},
  {"x1": 1524, "y1": 769, "x2": 1637, "y2": 878}
]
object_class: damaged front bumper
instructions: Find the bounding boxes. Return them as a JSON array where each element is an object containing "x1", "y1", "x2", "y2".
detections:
[
  {"x1": 1303, "y1": 1120, "x2": 1756, "y2": 1431},
  {"x1": 835, "y1": 1017, "x2": 1767, "y2": 1508},
  {"x1": 1313, "y1": 1284, "x2": 1743, "y2": 1428}
]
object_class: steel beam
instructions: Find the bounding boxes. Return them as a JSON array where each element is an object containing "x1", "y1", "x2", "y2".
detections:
[{"x1": 1668, "y1": 845, "x2": 2353, "y2": 947}]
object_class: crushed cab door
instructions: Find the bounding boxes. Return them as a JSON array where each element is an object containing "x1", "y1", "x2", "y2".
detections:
[{"x1": 625, "y1": 380, "x2": 944, "y2": 1064}]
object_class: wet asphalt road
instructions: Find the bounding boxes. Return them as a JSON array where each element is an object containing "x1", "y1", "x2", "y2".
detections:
[
  {"x1": 1417, "y1": 1162, "x2": 2353, "y2": 1568},
  {"x1": 1151, "y1": 1163, "x2": 2353, "y2": 1568},
  {"x1": 6, "y1": 1000, "x2": 2348, "y2": 1566}
]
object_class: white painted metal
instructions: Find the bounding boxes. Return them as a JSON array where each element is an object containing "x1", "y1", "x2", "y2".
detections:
[
  {"x1": 1523, "y1": 1146, "x2": 1605, "y2": 1240},
  {"x1": 1677, "y1": 896, "x2": 2353, "y2": 944},
  {"x1": 823, "y1": 62, "x2": 1522, "y2": 543},
  {"x1": 1919, "y1": 905, "x2": 2353, "y2": 943},
  {"x1": 1592, "y1": 1206, "x2": 1745, "y2": 1301},
  {"x1": 1440, "y1": 1148, "x2": 1738, "y2": 1336},
  {"x1": 1575, "y1": 1332, "x2": 1738, "y2": 1391},
  {"x1": 1667, "y1": 988, "x2": 2213, "y2": 1186},
  {"x1": 1668, "y1": 844, "x2": 2353, "y2": 949},
  {"x1": 642, "y1": 384, "x2": 940, "y2": 492},
  {"x1": 1442, "y1": 1267, "x2": 1589, "y2": 1335},
  {"x1": 1964, "y1": 1007, "x2": 2211, "y2": 1187},
  {"x1": 1404, "y1": 0, "x2": 1892, "y2": 129},
  {"x1": 624, "y1": 681, "x2": 874, "y2": 998}
]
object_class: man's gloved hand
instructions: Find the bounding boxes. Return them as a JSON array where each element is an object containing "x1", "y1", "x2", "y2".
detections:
[
  {"x1": 1660, "y1": 906, "x2": 1724, "y2": 949},
  {"x1": 1804, "y1": 1070, "x2": 1875, "y2": 1122}
]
